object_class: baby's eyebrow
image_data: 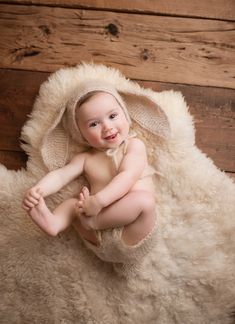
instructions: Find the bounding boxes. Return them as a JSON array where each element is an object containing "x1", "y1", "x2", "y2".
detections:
[
  {"x1": 108, "y1": 108, "x2": 118, "y2": 114},
  {"x1": 85, "y1": 109, "x2": 118, "y2": 123},
  {"x1": 86, "y1": 117, "x2": 99, "y2": 123}
]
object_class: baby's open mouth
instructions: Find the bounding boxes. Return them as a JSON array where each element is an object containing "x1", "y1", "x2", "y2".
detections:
[{"x1": 104, "y1": 133, "x2": 117, "y2": 140}]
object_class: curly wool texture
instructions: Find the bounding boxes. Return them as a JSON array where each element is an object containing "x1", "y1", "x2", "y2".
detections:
[{"x1": 0, "y1": 63, "x2": 235, "y2": 324}]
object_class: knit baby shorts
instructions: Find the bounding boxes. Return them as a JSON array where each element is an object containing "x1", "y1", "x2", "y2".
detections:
[{"x1": 83, "y1": 217, "x2": 158, "y2": 276}]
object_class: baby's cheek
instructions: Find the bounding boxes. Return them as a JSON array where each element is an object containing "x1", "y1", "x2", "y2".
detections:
[{"x1": 87, "y1": 133, "x2": 102, "y2": 146}]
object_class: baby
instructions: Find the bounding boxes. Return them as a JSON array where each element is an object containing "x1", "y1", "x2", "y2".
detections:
[{"x1": 22, "y1": 85, "x2": 157, "y2": 263}]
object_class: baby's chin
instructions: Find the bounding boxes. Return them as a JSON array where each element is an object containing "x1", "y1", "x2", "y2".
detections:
[
  {"x1": 92, "y1": 140, "x2": 124, "y2": 151},
  {"x1": 92, "y1": 138, "x2": 124, "y2": 150},
  {"x1": 93, "y1": 144, "x2": 120, "y2": 151}
]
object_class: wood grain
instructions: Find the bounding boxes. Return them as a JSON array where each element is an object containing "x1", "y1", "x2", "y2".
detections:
[
  {"x1": 1, "y1": 0, "x2": 234, "y2": 21},
  {"x1": 0, "y1": 150, "x2": 27, "y2": 170},
  {"x1": 0, "y1": 69, "x2": 234, "y2": 172},
  {"x1": 0, "y1": 4, "x2": 234, "y2": 88},
  {"x1": 0, "y1": 69, "x2": 48, "y2": 151}
]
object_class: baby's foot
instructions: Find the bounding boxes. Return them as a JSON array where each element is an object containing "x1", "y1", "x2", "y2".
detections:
[
  {"x1": 78, "y1": 213, "x2": 96, "y2": 231},
  {"x1": 28, "y1": 196, "x2": 58, "y2": 236},
  {"x1": 77, "y1": 186, "x2": 90, "y2": 215}
]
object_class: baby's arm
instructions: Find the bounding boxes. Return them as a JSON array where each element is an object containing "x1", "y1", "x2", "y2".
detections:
[
  {"x1": 96, "y1": 138, "x2": 147, "y2": 207},
  {"x1": 22, "y1": 153, "x2": 86, "y2": 210}
]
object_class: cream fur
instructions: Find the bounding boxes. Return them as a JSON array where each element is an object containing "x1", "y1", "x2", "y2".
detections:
[{"x1": 1, "y1": 63, "x2": 235, "y2": 323}]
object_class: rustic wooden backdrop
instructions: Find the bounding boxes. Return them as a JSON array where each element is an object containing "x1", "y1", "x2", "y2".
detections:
[{"x1": 0, "y1": 0, "x2": 234, "y2": 179}]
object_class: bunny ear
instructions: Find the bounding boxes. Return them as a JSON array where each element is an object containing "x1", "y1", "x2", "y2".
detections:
[
  {"x1": 120, "y1": 92, "x2": 170, "y2": 140},
  {"x1": 40, "y1": 105, "x2": 70, "y2": 171}
]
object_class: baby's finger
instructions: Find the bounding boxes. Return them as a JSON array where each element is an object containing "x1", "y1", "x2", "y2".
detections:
[
  {"x1": 31, "y1": 188, "x2": 42, "y2": 199},
  {"x1": 82, "y1": 186, "x2": 90, "y2": 199},
  {"x1": 23, "y1": 200, "x2": 36, "y2": 209},
  {"x1": 22, "y1": 202, "x2": 31, "y2": 211},
  {"x1": 77, "y1": 200, "x2": 84, "y2": 207},
  {"x1": 27, "y1": 192, "x2": 39, "y2": 201},
  {"x1": 79, "y1": 191, "x2": 85, "y2": 201},
  {"x1": 27, "y1": 196, "x2": 40, "y2": 205},
  {"x1": 78, "y1": 204, "x2": 85, "y2": 211},
  {"x1": 75, "y1": 202, "x2": 83, "y2": 210},
  {"x1": 75, "y1": 206, "x2": 84, "y2": 216},
  {"x1": 24, "y1": 195, "x2": 39, "y2": 206}
]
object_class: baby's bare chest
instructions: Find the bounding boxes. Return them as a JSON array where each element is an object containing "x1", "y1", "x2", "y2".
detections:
[{"x1": 84, "y1": 152, "x2": 118, "y2": 192}]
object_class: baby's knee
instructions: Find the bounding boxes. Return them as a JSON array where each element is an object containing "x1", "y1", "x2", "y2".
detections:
[{"x1": 138, "y1": 191, "x2": 156, "y2": 213}]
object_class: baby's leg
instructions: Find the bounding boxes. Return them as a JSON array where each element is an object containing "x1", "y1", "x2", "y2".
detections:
[
  {"x1": 28, "y1": 196, "x2": 78, "y2": 236},
  {"x1": 73, "y1": 217, "x2": 100, "y2": 246},
  {"x1": 121, "y1": 192, "x2": 156, "y2": 245},
  {"x1": 81, "y1": 190, "x2": 156, "y2": 245}
]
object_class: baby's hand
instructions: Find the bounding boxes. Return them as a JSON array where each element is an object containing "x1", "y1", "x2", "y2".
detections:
[
  {"x1": 77, "y1": 187, "x2": 102, "y2": 218},
  {"x1": 22, "y1": 186, "x2": 43, "y2": 211}
]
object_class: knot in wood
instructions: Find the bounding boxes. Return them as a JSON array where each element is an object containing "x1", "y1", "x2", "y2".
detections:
[
  {"x1": 39, "y1": 25, "x2": 51, "y2": 35},
  {"x1": 140, "y1": 49, "x2": 150, "y2": 61},
  {"x1": 105, "y1": 23, "x2": 119, "y2": 37}
]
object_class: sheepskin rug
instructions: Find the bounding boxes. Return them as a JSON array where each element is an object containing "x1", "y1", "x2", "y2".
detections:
[{"x1": 1, "y1": 63, "x2": 235, "y2": 324}]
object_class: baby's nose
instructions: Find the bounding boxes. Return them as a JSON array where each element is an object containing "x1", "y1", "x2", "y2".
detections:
[{"x1": 103, "y1": 120, "x2": 113, "y2": 131}]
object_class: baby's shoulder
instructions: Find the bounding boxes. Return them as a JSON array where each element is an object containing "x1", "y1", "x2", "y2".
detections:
[
  {"x1": 83, "y1": 149, "x2": 107, "y2": 165},
  {"x1": 127, "y1": 137, "x2": 146, "y2": 152},
  {"x1": 69, "y1": 151, "x2": 88, "y2": 165}
]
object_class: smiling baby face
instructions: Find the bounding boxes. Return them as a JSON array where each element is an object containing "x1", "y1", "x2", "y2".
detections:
[{"x1": 76, "y1": 91, "x2": 130, "y2": 149}]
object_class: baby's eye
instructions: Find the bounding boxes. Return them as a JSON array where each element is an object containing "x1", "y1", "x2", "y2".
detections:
[
  {"x1": 109, "y1": 113, "x2": 118, "y2": 119},
  {"x1": 89, "y1": 121, "x2": 99, "y2": 128}
]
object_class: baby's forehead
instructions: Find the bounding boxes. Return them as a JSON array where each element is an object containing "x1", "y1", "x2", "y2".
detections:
[
  {"x1": 81, "y1": 91, "x2": 116, "y2": 105},
  {"x1": 76, "y1": 91, "x2": 121, "y2": 112}
]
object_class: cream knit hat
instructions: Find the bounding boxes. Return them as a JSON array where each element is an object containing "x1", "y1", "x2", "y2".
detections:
[
  {"x1": 64, "y1": 80, "x2": 132, "y2": 146},
  {"x1": 40, "y1": 77, "x2": 170, "y2": 170}
]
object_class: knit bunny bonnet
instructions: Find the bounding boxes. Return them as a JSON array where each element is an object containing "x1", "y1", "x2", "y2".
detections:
[{"x1": 64, "y1": 80, "x2": 132, "y2": 146}]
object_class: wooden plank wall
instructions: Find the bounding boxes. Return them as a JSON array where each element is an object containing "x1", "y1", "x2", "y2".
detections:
[{"x1": 0, "y1": 0, "x2": 234, "y2": 180}]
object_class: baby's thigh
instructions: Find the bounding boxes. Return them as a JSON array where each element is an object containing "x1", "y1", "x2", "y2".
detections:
[
  {"x1": 122, "y1": 190, "x2": 156, "y2": 245},
  {"x1": 127, "y1": 190, "x2": 156, "y2": 216}
]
